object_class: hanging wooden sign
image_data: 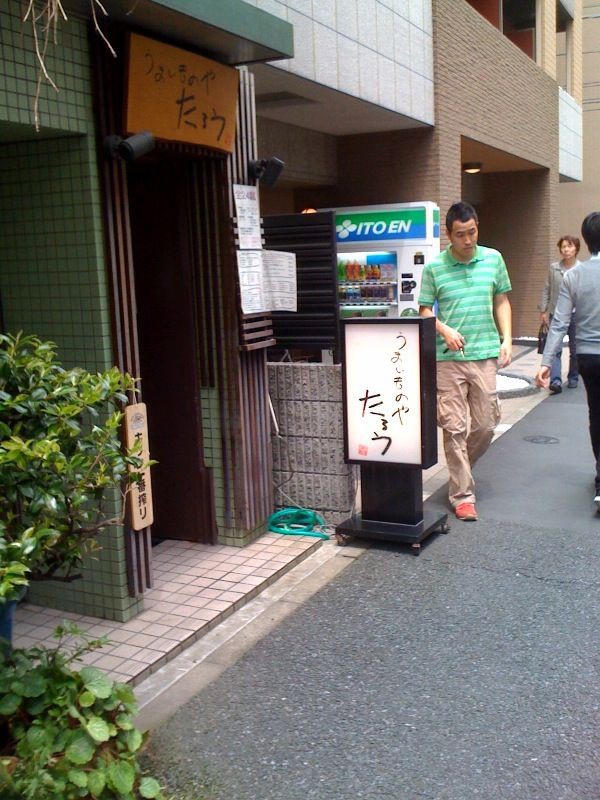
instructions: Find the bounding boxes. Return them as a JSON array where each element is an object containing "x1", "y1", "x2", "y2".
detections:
[
  {"x1": 125, "y1": 33, "x2": 239, "y2": 153},
  {"x1": 124, "y1": 403, "x2": 154, "y2": 531}
]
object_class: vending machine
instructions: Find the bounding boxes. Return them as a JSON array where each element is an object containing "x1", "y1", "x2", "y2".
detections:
[{"x1": 327, "y1": 202, "x2": 440, "y2": 319}]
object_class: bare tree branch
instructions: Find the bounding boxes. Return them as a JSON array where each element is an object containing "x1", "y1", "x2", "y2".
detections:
[{"x1": 22, "y1": 1, "x2": 115, "y2": 131}]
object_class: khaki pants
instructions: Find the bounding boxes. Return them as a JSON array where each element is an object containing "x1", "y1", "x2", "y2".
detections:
[{"x1": 437, "y1": 359, "x2": 501, "y2": 508}]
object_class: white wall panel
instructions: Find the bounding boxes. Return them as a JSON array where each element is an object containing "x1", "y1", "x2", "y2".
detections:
[
  {"x1": 313, "y1": 0, "x2": 336, "y2": 28},
  {"x1": 253, "y1": 0, "x2": 434, "y2": 124},
  {"x1": 358, "y1": 44, "x2": 379, "y2": 103},
  {"x1": 376, "y1": 3, "x2": 396, "y2": 60},
  {"x1": 335, "y1": 0, "x2": 358, "y2": 39},
  {"x1": 559, "y1": 87, "x2": 583, "y2": 181},
  {"x1": 337, "y1": 34, "x2": 360, "y2": 95},
  {"x1": 378, "y1": 54, "x2": 397, "y2": 108},
  {"x1": 314, "y1": 23, "x2": 338, "y2": 85}
]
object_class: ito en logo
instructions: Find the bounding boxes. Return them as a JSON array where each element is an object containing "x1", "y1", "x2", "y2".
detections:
[{"x1": 336, "y1": 219, "x2": 357, "y2": 239}]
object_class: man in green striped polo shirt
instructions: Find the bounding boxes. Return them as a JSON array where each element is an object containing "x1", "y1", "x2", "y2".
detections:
[{"x1": 418, "y1": 201, "x2": 512, "y2": 522}]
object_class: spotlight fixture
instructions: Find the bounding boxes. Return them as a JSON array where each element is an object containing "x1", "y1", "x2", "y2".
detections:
[
  {"x1": 248, "y1": 156, "x2": 285, "y2": 187},
  {"x1": 104, "y1": 131, "x2": 156, "y2": 162},
  {"x1": 463, "y1": 162, "x2": 482, "y2": 174}
]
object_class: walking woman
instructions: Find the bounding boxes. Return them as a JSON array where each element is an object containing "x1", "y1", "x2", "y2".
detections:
[{"x1": 538, "y1": 235, "x2": 581, "y2": 393}]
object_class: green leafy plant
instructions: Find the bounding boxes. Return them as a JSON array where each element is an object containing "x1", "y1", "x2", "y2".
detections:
[
  {"x1": 0, "y1": 332, "x2": 144, "y2": 602},
  {"x1": 0, "y1": 624, "x2": 165, "y2": 800}
]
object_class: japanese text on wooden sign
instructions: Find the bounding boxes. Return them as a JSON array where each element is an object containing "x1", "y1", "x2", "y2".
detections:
[
  {"x1": 124, "y1": 403, "x2": 154, "y2": 531},
  {"x1": 125, "y1": 33, "x2": 238, "y2": 153},
  {"x1": 344, "y1": 322, "x2": 422, "y2": 464}
]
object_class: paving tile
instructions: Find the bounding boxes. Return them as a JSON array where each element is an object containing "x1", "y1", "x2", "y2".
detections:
[
  {"x1": 227, "y1": 565, "x2": 256, "y2": 576},
  {"x1": 91, "y1": 655, "x2": 127, "y2": 671},
  {"x1": 147, "y1": 637, "x2": 183, "y2": 654},
  {"x1": 160, "y1": 627, "x2": 197, "y2": 643},
  {"x1": 129, "y1": 649, "x2": 163, "y2": 665},
  {"x1": 118, "y1": 632, "x2": 155, "y2": 648},
  {"x1": 204, "y1": 599, "x2": 234, "y2": 612},
  {"x1": 13, "y1": 532, "x2": 319, "y2": 684},
  {"x1": 134, "y1": 610, "x2": 164, "y2": 623},
  {"x1": 179, "y1": 595, "x2": 215, "y2": 609},
  {"x1": 235, "y1": 574, "x2": 266, "y2": 587},
  {"x1": 209, "y1": 578, "x2": 239, "y2": 590},
  {"x1": 217, "y1": 590, "x2": 245, "y2": 603},
  {"x1": 145, "y1": 623, "x2": 174, "y2": 637},
  {"x1": 195, "y1": 588, "x2": 222, "y2": 599},
  {"x1": 190, "y1": 576, "x2": 217, "y2": 587},
  {"x1": 190, "y1": 607, "x2": 221, "y2": 622},
  {"x1": 109, "y1": 644, "x2": 144, "y2": 660},
  {"x1": 173, "y1": 616, "x2": 206, "y2": 632}
]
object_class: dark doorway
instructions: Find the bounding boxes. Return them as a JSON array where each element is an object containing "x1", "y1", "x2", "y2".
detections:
[{"x1": 127, "y1": 156, "x2": 216, "y2": 544}]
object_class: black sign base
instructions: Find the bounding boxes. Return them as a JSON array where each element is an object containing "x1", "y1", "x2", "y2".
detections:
[
  {"x1": 335, "y1": 463, "x2": 449, "y2": 554},
  {"x1": 335, "y1": 507, "x2": 448, "y2": 554}
]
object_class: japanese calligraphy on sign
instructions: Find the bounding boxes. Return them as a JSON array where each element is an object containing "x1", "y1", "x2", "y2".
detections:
[
  {"x1": 125, "y1": 33, "x2": 238, "y2": 153},
  {"x1": 343, "y1": 321, "x2": 422, "y2": 464},
  {"x1": 124, "y1": 403, "x2": 154, "y2": 531}
]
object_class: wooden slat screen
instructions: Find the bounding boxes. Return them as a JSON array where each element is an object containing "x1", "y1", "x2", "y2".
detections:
[
  {"x1": 98, "y1": 55, "x2": 273, "y2": 539},
  {"x1": 93, "y1": 30, "x2": 153, "y2": 597},
  {"x1": 225, "y1": 68, "x2": 274, "y2": 529},
  {"x1": 263, "y1": 211, "x2": 340, "y2": 354}
]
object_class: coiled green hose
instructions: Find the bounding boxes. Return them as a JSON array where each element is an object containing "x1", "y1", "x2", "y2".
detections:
[{"x1": 267, "y1": 508, "x2": 330, "y2": 539}]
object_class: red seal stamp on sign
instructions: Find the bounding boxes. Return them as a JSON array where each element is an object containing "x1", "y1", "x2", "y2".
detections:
[{"x1": 358, "y1": 444, "x2": 368, "y2": 456}]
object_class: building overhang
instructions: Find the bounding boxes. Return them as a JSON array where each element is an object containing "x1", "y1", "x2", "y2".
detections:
[
  {"x1": 252, "y1": 64, "x2": 431, "y2": 137},
  {"x1": 63, "y1": 0, "x2": 294, "y2": 65},
  {"x1": 461, "y1": 137, "x2": 548, "y2": 173},
  {"x1": 558, "y1": 0, "x2": 575, "y2": 21}
]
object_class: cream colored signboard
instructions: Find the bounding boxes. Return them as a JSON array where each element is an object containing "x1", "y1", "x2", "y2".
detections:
[
  {"x1": 344, "y1": 322, "x2": 422, "y2": 464},
  {"x1": 125, "y1": 33, "x2": 238, "y2": 153},
  {"x1": 124, "y1": 403, "x2": 154, "y2": 531}
]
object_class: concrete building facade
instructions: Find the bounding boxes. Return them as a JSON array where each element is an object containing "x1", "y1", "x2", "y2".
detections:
[
  {"x1": 560, "y1": 0, "x2": 600, "y2": 253},
  {"x1": 0, "y1": 0, "x2": 583, "y2": 622},
  {"x1": 252, "y1": 0, "x2": 583, "y2": 336},
  {"x1": 0, "y1": 0, "x2": 294, "y2": 620}
]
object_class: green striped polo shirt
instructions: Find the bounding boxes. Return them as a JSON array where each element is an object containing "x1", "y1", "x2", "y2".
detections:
[{"x1": 418, "y1": 244, "x2": 512, "y2": 362}]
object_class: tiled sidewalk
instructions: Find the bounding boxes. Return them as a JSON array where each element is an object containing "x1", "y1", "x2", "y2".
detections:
[
  {"x1": 13, "y1": 534, "x2": 322, "y2": 685},
  {"x1": 12, "y1": 345, "x2": 550, "y2": 686}
]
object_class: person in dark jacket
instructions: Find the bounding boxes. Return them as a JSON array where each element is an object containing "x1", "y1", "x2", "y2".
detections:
[{"x1": 536, "y1": 213, "x2": 600, "y2": 511}]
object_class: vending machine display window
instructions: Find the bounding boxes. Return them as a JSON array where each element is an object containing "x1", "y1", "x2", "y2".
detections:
[
  {"x1": 329, "y1": 202, "x2": 440, "y2": 321},
  {"x1": 338, "y1": 250, "x2": 397, "y2": 319}
]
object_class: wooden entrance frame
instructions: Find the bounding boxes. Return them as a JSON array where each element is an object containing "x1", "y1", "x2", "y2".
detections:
[{"x1": 93, "y1": 31, "x2": 275, "y2": 595}]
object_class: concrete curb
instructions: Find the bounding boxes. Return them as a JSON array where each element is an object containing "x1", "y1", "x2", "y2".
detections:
[{"x1": 498, "y1": 370, "x2": 540, "y2": 399}]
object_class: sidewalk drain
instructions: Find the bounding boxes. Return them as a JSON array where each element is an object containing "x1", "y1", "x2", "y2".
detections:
[{"x1": 523, "y1": 435, "x2": 559, "y2": 444}]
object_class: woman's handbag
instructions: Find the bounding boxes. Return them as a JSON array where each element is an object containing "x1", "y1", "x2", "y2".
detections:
[{"x1": 537, "y1": 321, "x2": 549, "y2": 354}]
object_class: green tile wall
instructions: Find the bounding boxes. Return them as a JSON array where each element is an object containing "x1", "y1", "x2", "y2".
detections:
[
  {"x1": 1, "y1": 0, "x2": 265, "y2": 561},
  {"x1": 0, "y1": 1, "x2": 142, "y2": 621},
  {"x1": 1, "y1": 0, "x2": 96, "y2": 133}
]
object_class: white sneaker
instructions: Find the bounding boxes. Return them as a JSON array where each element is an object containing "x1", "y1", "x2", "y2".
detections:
[{"x1": 594, "y1": 495, "x2": 600, "y2": 512}]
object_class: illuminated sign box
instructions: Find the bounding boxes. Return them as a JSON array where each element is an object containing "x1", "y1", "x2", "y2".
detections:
[{"x1": 342, "y1": 318, "x2": 437, "y2": 468}]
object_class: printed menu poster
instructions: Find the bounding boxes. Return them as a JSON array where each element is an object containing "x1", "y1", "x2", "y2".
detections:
[
  {"x1": 237, "y1": 250, "x2": 297, "y2": 314},
  {"x1": 263, "y1": 250, "x2": 297, "y2": 311},
  {"x1": 233, "y1": 184, "x2": 262, "y2": 250},
  {"x1": 237, "y1": 250, "x2": 267, "y2": 314}
]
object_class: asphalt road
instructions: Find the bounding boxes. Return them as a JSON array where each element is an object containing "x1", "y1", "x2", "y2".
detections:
[{"x1": 145, "y1": 385, "x2": 600, "y2": 800}]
